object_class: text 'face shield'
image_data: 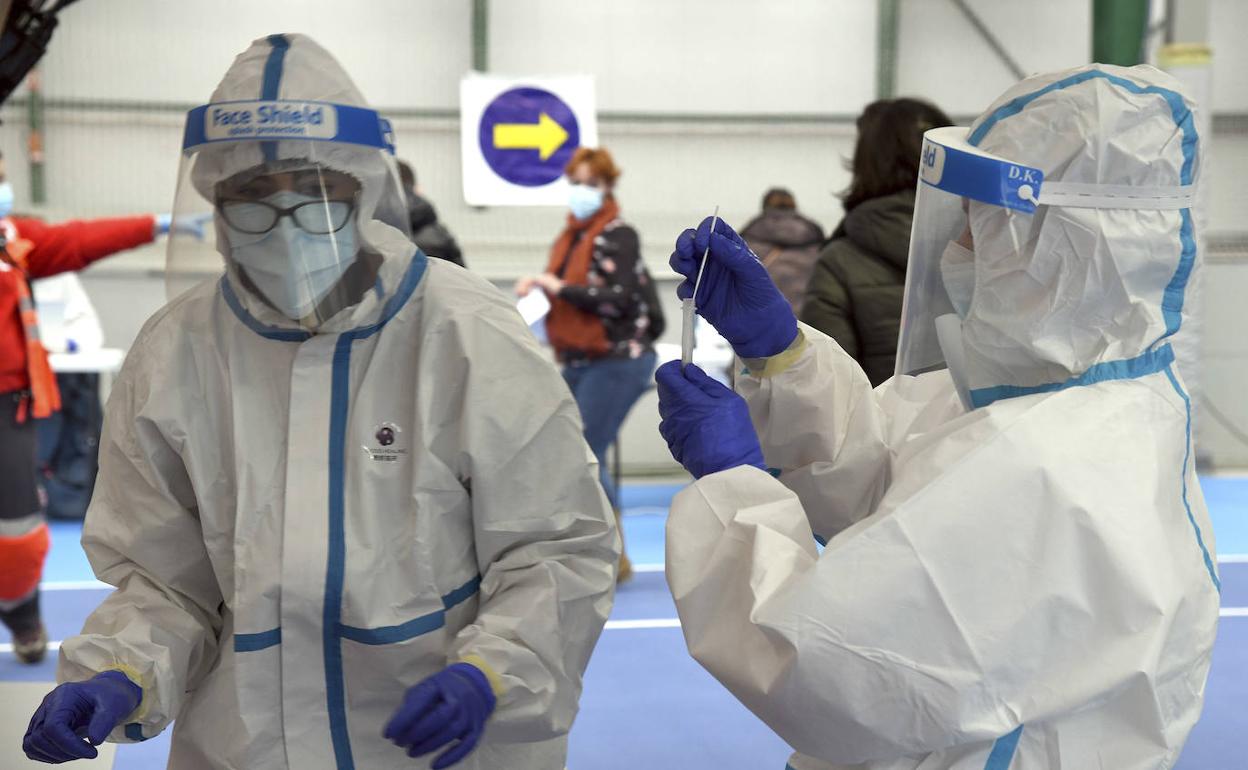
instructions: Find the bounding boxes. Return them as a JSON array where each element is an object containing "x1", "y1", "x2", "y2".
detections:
[{"x1": 167, "y1": 99, "x2": 412, "y2": 330}]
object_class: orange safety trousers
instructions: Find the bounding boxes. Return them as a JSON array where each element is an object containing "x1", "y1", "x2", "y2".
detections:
[{"x1": 0, "y1": 522, "x2": 50, "y2": 602}]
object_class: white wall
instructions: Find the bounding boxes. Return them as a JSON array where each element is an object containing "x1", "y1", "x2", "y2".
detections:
[
  {"x1": 490, "y1": 0, "x2": 877, "y2": 114},
  {"x1": 1203, "y1": 254, "x2": 1248, "y2": 468},
  {"x1": 4, "y1": 0, "x2": 1246, "y2": 469},
  {"x1": 895, "y1": 0, "x2": 1092, "y2": 116},
  {"x1": 1209, "y1": 0, "x2": 1248, "y2": 111},
  {"x1": 37, "y1": 0, "x2": 471, "y2": 108}
]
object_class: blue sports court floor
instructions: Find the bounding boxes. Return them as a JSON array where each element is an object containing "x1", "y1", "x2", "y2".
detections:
[{"x1": 2, "y1": 476, "x2": 1245, "y2": 769}]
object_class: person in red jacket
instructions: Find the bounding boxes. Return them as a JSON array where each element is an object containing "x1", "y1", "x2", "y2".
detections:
[{"x1": 0, "y1": 149, "x2": 192, "y2": 664}]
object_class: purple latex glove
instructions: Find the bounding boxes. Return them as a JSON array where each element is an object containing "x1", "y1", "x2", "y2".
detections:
[
  {"x1": 656, "y1": 361, "x2": 765, "y2": 478},
  {"x1": 383, "y1": 663, "x2": 496, "y2": 768},
  {"x1": 23, "y1": 671, "x2": 142, "y2": 763},
  {"x1": 669, "y1": 216, "x2": 797, "y2": 359}
]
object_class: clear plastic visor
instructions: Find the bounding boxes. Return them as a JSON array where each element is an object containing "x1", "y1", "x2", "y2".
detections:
[
  {"x1": 894, "y1": 183, "x2": 970, "y2": 377},
  {"x1": 894, "y1": 126, "x2": 1042, "y2": 378}
]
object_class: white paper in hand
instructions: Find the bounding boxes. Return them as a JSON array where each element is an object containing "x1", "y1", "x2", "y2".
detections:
[{"x1": 517, "y1": 288, "x2": 552, "y2": 327}]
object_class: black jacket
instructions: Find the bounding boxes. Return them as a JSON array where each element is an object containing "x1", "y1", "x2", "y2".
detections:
[
  {"x1": 800, "y1": 189, "x2": 914, "y2": 386},
  {"x1": 406, "y1": 193, "x2": 465, "y2": 268}
]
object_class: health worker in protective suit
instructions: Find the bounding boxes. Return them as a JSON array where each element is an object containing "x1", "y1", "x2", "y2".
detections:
[
  {"x1": 655, "y1": 63, "x2": 1219, "y2": 770},
  {"x1": 21, "y1": 34, "x2": 618, "y2": 770}
]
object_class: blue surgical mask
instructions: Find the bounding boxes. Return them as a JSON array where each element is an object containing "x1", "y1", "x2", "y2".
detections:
[
  {"x1": 568, "y1": 183, "x2": 604, "y2": 221},
  {"x1": 227, "y1": 190, "x2": 358, "y2": 321},
  {"x1": 0, "y1": 182, "x2": 14, "y2": 219}
]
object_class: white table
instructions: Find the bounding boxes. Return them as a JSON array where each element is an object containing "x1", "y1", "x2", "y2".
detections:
[
  {"x1": 47, "y1": 348, "x2": 125, "y2": 375},
  {"x1": 48, "y1": 348, "x2": 126, "y2": 403}
]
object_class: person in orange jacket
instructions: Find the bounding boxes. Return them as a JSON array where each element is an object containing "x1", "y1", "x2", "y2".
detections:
[{"x1": 0, "y1": 149, "x2": 203, "y2": 663}]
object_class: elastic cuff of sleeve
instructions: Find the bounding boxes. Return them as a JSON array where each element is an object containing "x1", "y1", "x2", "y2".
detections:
[
  {"x1": 457, "y1": 654, "x2": 507, "y2": 698},
  {"x1": 742, "y1": 329, "x2": 807, "y2": 379},
  {"x1": 102, "y1": 663, "x2": 149, "y2": 722}
]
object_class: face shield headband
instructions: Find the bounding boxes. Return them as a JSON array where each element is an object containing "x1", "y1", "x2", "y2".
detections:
[
  {"x1": 182, "y1": 99, "x2": 396, "y2": 157},
  {"x1": 920, "y1": 126, "x2": 1196, "y2": 213}
]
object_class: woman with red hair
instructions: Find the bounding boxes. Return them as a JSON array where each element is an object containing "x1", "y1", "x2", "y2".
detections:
[{"x1": 516, "y1": 147, "x2": 664, "y2": 581}]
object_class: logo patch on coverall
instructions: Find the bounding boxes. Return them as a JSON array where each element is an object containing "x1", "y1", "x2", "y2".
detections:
[{"x1": 363, "y1": 422, "x2": 408, "y2": 463}]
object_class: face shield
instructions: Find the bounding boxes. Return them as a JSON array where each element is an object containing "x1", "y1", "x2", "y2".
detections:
[
  {"x1": 167, "y1": 98, "x2": 412, "y2": 330},
  {"x1": 895, "y1": 126, "x2": 1046, "y2": 380},
  {"x1": 896, "y1": 124, "x2": 1198, "y2": 405}
]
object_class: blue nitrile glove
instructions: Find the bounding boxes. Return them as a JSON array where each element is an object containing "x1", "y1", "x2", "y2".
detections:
[
  {"x1": 656, "y1": 360, "x2": 765, "y2": 479},
  {"x1": 23, "y1": 671, "x2": 142, "y2": 763},
  {"x1": 154, "y1": 212, "x2": 212, "y2": 240},
  {"x1": 670, "y1": 216, "x2": 797, "y2": 359},
  {"x1": 383, "y1": 662, "x2": 496, "y2": 769}
]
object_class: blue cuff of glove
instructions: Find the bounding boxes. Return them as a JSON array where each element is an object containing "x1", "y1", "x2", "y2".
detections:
[
  {"x1": 732, "y1": 318, "x2": 798, "y2": 360},
  {"x1": 448, "y1": 662, "x2": 497, "y2": 713},
  {"x1": 95, "y1": 671, "x2": 143, "y2": 714}
]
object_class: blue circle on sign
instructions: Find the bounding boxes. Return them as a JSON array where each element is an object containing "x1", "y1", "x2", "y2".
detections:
[{"x1": 479, "y1": 87, "x2": 579, "y2": 187}]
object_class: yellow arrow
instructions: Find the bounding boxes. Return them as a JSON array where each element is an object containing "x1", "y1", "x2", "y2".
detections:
[{"x1": 492, "y1": 112, "x2": 569, "y2": 161}]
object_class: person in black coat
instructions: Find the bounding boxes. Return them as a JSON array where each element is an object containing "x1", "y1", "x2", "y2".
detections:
[{"x1": 396, "y1": 159, "x2": 466, "y2": 268}]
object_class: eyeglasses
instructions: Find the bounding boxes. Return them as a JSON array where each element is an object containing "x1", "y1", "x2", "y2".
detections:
[{"x1": 216, "y1": 196, "x2": 356, "y2": 235}]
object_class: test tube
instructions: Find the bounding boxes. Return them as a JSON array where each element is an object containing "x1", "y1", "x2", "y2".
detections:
[{"x1": 681, "y1": 207, "x2": 719, "y2": 371}]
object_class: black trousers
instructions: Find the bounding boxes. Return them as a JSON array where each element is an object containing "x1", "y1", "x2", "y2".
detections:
[{"x1": 0, "y1": 391, "x2": 44, "y2": 634}]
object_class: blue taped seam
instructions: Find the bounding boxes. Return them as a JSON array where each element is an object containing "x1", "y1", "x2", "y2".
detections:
[
  {"x1": 321, "y1": 252, "x2": 428, "y2": 769},
  {"x1": 124, "y1": 723, "x2": 147, "y2": 742},
  {"x1": 324, "y1": 333, "x2": 354, "y2": 769},
  {"x1": 339, "y1": 575, "x2": 482, "y2": 646},
  {"x1": 984, "y1": 725, "x2": 1024, "y2": 770},
  {"x1": 967, "y1": 69, "x2": 1199, "y2": 350},
  {"x1": 1163, "y1": 365, "x2": 1221, "y2": 593},
  {"x1": 340, "y1": 613, "x2": 442, "y2": 646},
  {"x1": 260, "y1": 34, "x2": 290, "y2": 163},
  {"x1": 220, "y1": 277, "x2": 312, "y2": 342},
  {"x1": 234, "y1": 627, "x2": 282, "y2": 652},
  {"x1": 221, "y1": 250, "x2": 427, "y2": 342},
  {"x1": 261, "y1": 35, "x2": 290, "y2": 101},
  {"x1": 442, "y1": 574, "x2": 483, "y2": 609},
  {"x1": 1161, "y1": 207, "x2": 1198, "y2": 340},
  {"x1": 969, "y1": 344, "x2": 1174, "y2": 408},
  {"x1": 348, "y1": 251, "x2": 428, "y2": 341}
]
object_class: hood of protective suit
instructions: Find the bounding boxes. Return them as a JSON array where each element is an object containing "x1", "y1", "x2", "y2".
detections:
[
  {"x1": 958, "y1": 63, "x2": 1200, "y2": 396},
  {"x1": 191, "y1": 33, "x2": 415, "y2": 333}
]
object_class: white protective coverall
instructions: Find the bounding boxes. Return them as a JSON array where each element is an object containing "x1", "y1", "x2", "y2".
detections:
[
  {"x1": 57, "y1": 34, "x2": 618, "y2": 770},
  {"x1": 666, "y1": 64, "x2": 1220, "y2": 770}
]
